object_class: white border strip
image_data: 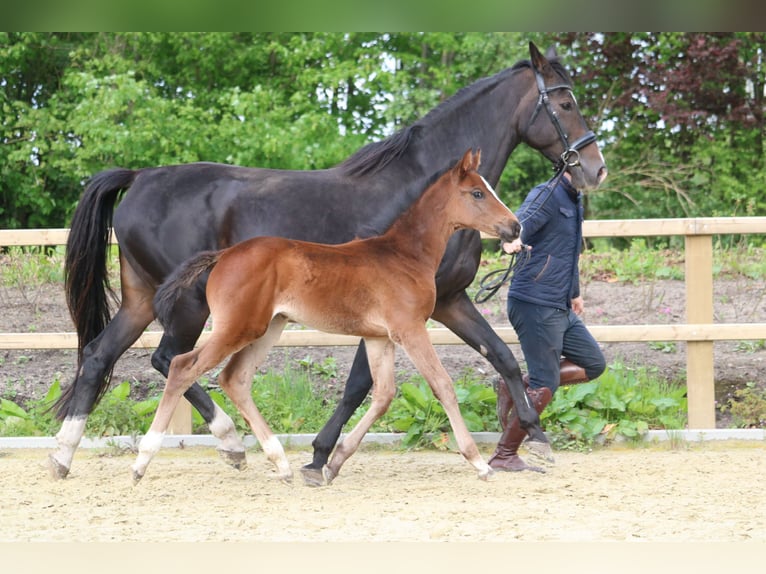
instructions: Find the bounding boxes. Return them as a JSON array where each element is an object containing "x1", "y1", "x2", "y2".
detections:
[{"x1": 0, "y1": 429, "x2": 763, "y2": 449}]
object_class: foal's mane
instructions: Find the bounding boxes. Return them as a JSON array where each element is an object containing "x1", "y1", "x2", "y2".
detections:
[{"x1": 339, "y1": 57, "x2": 569, "y2": 179}]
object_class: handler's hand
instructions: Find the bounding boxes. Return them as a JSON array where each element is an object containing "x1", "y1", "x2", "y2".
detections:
[
  {"x1": 502, "y1": 238, "x2": 530, "y2": 254},
  {"x1": 572, "y1": 296, "x2": 584, "y2": 315}
]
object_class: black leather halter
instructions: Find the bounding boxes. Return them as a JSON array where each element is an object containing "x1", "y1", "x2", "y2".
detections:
[{"x1": 529, "y1": 68, "x2": 597, "y2": 172}]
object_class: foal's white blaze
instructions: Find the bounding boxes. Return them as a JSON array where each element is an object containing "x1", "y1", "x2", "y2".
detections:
[{"x1": 479, "y1": 175, "x2": 513, "y2": 214}]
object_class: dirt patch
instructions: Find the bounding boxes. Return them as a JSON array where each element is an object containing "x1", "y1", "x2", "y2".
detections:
[
  {"x1": 1, "y1": 275, "x2": 765, "y2": 426},
  {"x1": 0, "y1": 441, "x2": 764, "y2": 542}
]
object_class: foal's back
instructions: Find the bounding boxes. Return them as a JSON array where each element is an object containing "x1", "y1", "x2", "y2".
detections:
[{"x1": 206, "y1": 234, "x2": 437, "y2": 342}]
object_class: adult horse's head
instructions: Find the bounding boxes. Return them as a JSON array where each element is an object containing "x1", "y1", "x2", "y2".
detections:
[{"x1": 520, "y1": 42, "x2": 607, "y2": 191}]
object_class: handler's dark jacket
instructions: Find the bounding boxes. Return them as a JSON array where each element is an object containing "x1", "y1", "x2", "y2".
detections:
[{"x1": 508, "y1": 176, "x2": 583, "y2": 311}]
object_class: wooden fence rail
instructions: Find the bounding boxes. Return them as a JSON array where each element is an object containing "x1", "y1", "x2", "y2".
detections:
[{"x1": 2, "y1": 217, "x2": 766, "y2": 431}]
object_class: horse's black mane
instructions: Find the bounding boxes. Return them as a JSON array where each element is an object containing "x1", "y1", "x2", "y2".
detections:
[{"x1": 339, "y1": 57, "x2": 569, "y2": 179}]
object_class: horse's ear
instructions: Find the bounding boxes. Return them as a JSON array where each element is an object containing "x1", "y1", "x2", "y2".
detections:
[
  {"x1": 545, "y1": 46, "x2": 557, "y2": 60},
  {"x1": 529, "y1": 41, "x2": 550, "y2": 73}
]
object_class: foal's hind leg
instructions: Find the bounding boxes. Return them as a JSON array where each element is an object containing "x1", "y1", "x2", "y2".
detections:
[
  {"x1": 216, "y1": 316, "x2": 292, "y2": 483},
  {"x1": 132, "y1": 336, "x2": 238, "y2": 484},
  {"x1": 398, "y1": 326, "x2": 493, "y2": 481},
  {"x1": 323, "y1": 337, "x2": 396, "y2": 485},
  {"x1": 151, "y1": 297, "x2": 245, "y2": 470}
]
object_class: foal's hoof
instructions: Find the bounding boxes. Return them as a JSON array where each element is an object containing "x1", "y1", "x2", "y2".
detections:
[
  {"x1": 525, "y1": 440, "x2": 555, "y2": 464},
  {"x1": 218, "y1": 448, "x2": 247, "y2": 471},
  {"x1": 300, "y1": 465, "x2": 326, "y2": 488},
  {"x1": 47, "y1": 455, "x2": 70, "y2": 480},
  {"x1": 322, "y1": 465, "x2": 338, "y2": 485},
  {"x1": 131, "y1": 467, "x2": 144, "y2": 486},
  {"x1": 478, "y1": 466, "x2": 495, "y2": 481}
]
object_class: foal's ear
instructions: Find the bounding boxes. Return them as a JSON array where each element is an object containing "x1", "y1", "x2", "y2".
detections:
[{"x1": 457, "y1": 148, "x2": 481, "y2": 178}]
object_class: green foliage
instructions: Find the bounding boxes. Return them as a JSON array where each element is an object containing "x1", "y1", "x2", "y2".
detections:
[
  {"x1": 4, "y1": 33, "x2": 763, "y2": 231},
  {"x1": 355, "y1": 371, "x2": 501, "y2": 450},
  {"x1": 0, "y1": 379, "x2": 61, "y2": 436},
  {"x1": 542, "y1": 361, "x2": 688, "y2": 449},
  {"x1": 84, "y1": 381, "x2": 158, "y2": 437},
  {"x1": 0, "y1": 246, "x2": 65, "y2": 310},
  {"x1": 579, "y1": 239, "x2": 685, "y2": 284},
  {"x1": 721, "y1": 382, "x2": 766, "y2": 428}
]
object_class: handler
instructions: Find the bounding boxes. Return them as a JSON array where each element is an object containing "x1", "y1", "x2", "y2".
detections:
[{"x1": 489, "y1": 171, "x2": 605, "y2": 472}]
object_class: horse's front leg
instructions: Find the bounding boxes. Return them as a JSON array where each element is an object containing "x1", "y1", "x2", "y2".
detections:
[
  {"x1": 300, "y1": 340, "x2": 373, "y2": 486},
  {"x1": 150, "y1": 298, "x2": 246, "y2": 470},
  {"x1": 431, "y1": 290, "x2": 552, "y2": 460}
]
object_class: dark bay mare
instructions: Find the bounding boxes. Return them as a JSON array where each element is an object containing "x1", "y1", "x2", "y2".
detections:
[
  {"x1": 132, "y1": 150, "x2": 519, "y2": 484},
  {"x1": 51, "y1": 42, "x2": 607, "y2": 482}
]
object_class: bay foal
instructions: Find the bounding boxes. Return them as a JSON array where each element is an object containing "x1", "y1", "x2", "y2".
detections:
[{"x1": 132, "y1": 149, "x2": 520, "y2": 485}]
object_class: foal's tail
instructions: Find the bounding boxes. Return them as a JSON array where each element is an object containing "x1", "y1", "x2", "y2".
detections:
[
  {"x1": 55, "y1": 168, "x2": 138, "y2": 419},
  {"x1": 153, "y1": 251, "x2": 222, "y2": 330}
]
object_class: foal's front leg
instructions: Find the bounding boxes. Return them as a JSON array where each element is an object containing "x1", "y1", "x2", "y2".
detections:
[
  {"x1": 324, "y1": 337, "x2": 396, "y2": 485},
  {"x1": 399, "y1": 327, "x2": 493, "y2": 481}
]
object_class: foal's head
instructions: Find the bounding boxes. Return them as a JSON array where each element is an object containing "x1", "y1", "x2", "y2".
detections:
[{"x1": 447, "y1": 149, "x2": 521, "y2": 243}]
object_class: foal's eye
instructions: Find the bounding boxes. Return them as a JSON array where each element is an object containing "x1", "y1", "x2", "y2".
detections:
[{"x1": 472, "y1": 189, "x2": 484, "y2": 199}]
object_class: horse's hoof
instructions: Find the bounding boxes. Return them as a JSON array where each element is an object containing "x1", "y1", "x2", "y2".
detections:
[
  {"x1": 300, "y1": 465, "x2": 326, "y2": 488},
  {"x1": 322, "y1": 465, "x2": 337, "y2": 485},
  {"x1": 47, "y1": 455, "x2": 70, "y2": 480},
  {"x1": 218, "y1": 448, "x2": 247, "y2": 471},
  {"x1": 525, "y1": 440, "x2": 555, "y2": 464}
]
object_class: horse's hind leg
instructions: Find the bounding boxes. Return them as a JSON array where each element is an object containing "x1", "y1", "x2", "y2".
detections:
[
  {"x1": 324, "y1": 337, "x2": 396, "y2": 485},
  {"x1": 49, "y1": 257, "x2": 155, "y2": 479},
  {"x1": 301, "y1": 340, "x2": 373, "y2": 485},
  {"x1": 399, "y1": 325, "x2": 493, "y2": 481},
  {"x1": 216, "y1": 316, "x2": 292, "y2": 483},
  {"x1": 150, "y1": 300, "x2": 245, "y2": 470}
]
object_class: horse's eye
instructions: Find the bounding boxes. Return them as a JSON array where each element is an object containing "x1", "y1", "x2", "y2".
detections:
[
  {"x1": 561, "y1": 101, "x2": 573, "y2": 111},
  {"x1": 472, "y1": 189, "x2": 484, "y2": 199}
]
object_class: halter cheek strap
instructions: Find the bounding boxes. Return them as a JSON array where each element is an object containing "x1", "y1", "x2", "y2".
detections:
[{"x1": 529, "y1": 69, "x2": 597, "y2": 171}]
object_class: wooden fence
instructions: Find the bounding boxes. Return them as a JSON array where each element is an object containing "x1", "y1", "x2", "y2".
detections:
[{"x1": 2, "y1": 217, "x2": 766, "y2": 432}]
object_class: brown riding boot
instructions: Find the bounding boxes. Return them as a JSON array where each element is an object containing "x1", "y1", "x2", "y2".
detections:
[
  {"x1": 495, "y1": 374, "x2": 529, "y2": 431},
  {"x1": 559, "y1": 358, "x2": 589, "y2": 385},
  {"x1": 488, "y1": 386, "x2": 553, "y2": 473},
  {"x1": 496, "y1": 359, "x2": 590, "y2": 428}
]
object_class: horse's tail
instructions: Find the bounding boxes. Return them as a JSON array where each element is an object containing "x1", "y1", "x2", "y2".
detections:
[
  {"x1": 55, "y1": 168, "x2": 137, "y2": 419},
  {"x1": 153, "y1": 251, "x2": 222, "y2": 330}
]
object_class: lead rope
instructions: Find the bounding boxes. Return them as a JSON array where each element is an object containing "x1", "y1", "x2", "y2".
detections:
[{"x1": 473, "y1": 164, "x2": 567, "y2": 304}]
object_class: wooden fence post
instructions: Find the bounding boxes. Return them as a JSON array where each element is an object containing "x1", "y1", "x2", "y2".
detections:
[
  {"x1": 685, "y1": 230, "x2": 715, "y2": 428},
  {"x1": 167, "y1": 397, "x2": 192, "y2": 435}
]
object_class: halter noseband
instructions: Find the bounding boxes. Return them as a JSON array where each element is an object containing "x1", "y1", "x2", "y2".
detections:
[{"x1": 529, "y1": 68, "x2": 597, "y2": 173}]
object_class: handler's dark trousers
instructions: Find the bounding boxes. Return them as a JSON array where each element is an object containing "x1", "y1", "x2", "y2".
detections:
[{"x1": 507, "y1": 296, "x2": 605, "y2": 393}]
